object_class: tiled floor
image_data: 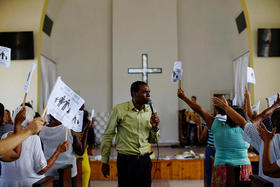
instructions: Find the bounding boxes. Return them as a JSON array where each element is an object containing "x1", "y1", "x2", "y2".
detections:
[{"x1": 90, "y1": 179, "x2": 203, "y2": 187}]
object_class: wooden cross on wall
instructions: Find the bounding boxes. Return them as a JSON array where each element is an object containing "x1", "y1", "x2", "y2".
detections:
[{"x1": 128, "y1": 54, "x2": 162, "y2": 83}]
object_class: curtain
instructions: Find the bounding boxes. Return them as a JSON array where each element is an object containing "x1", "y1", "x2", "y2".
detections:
[
  {"x1": 40, "y1": 55, "x2": 56, "y2": 113},
  {"x1": 233, "y1": 52, "x2": 249, "y2": 107}
]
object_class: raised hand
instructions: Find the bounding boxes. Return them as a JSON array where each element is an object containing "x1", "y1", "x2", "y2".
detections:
[
  {"x1": 89, "y1": 117, "x2": 95, "y2": 128},
  {"x1": 150, "y1": 113, "x2": 160, "y2": 130},
  {"x1": 26, "y1": 117, "x2": 45, "y2": 134},
  {"x1": 57, "y1": 141, "x2": 69, "y2": 153},
  {"x1": 257, "y1": 123, "x2": 276, "y2": 142},
  {"x1": 211, "y1": 95, "x2": 228, "y2": 110},
  {"x1": 274, "y1": 93, "x2": 280, "y2": 106},
  {"x1": 14, "y1": 107, "x2": 26, "y2": 126},
  {"x1": 177, "y1": 88, "x2": 186, "y2": 100},
  {"x1": 244, "y1": 87, "x2": 250, "y2": 98}
]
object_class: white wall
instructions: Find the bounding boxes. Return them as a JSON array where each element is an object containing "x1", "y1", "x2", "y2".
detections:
[
  {"x1": 42, "y1": 0, "x2": 112, "y2": 113},
  {"x1": 178, "y1": 0, "x2": 248, "y2": 113},
  {"x1": 41, "y1": 0, "x2": 248, "y2": 143},
  {"x1": 245, "y1": 0, "x2": 280, "y2": 111},
  {"x1": 0, "y1": 0, "x2": 44, "y2": 112},
  {"x1": 112, "y1": 0, "x2": 178, "y2": 143}
]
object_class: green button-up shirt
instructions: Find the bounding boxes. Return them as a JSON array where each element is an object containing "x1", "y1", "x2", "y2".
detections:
[{"x1": 101, "y1": 100, "x2": 160, "y2": 164}]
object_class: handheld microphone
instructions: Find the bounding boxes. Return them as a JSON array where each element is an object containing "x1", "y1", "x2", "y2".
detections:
[{"x1": 148, "y1": 100, "x2": 155, "y2": 114}]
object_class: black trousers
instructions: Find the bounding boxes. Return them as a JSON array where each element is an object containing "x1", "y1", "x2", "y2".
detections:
[{"x1": 117, "y1": 153, "x2": 152, "y2": 187}]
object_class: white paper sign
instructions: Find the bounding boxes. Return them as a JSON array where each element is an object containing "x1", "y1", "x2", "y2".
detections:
[
  {"x1": 252, "y1": 101, "x2": 260, "y2": 112},
  {"x1": 24, "y1": 63, "x2": 37, "y2": 93},
  {"x1": 71, "y1": 110, "x2": 84, "y2": 132},
  {"x1": 47, "y1": 77, "x2": 85, "y2": 128},
  {"x1": 90, "y1": 109, "x2": 95, "y2": 120},
  {"x1": 171, "y1": 61, "x2": 183, "y2": 82},
  {"x1": 0, "y1": 46, "x2": 11, "y2": 67},
  {"x1": 232, "y1": 96, "x2": 237, "y2": 106},
  {"x1": 267, "y1": 94, "x2": 278, "y2": 107},
  {"x1": 247, "y1": 67, "x2": 256, "y2": 84}
]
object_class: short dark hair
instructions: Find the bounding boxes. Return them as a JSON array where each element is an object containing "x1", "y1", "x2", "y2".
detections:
[
  {"x1": 0, "y1": 103, "x2": 4, "y2": 124},
  {"x1": 191, "y1": 96, "x2": 197, "y2": 100},
  {"x1": 20, "y1": 102, "x2": 33, "y2": 109},
  {"x1": 130, "y1": 81, "x2": 148, "y2": 97},
  {"x1": 271, "y1": 108, "x2": 280, "y2": 132}
]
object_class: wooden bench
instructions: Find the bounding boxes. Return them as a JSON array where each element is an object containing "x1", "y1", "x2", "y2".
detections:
[
  {"x1": 250, "y1": 175, "x2": 273, "y2": 187},
  {"x1": 54, "y1": 164, "x2": 72, "y2": 187},
  {"x1": 32, "y1": 176, "x2": 54, "y2": 187},
  {"x1": 53, "y1": 158, "x2": 83, "y2": 187}
]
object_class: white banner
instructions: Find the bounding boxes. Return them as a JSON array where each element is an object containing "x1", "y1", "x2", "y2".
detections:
[
  {"x1": 71, "y1": 110, "x2": 84, "y2": 132},
  {"x1": 24, "y1": 63, "x2": 37, "y2": 93},
  {"x1": 252, "y1": 100, "x2": 260, "y2": 112},
  {"x1": 47, "y1": 77, "x2": 85, "y2": 128},
  {"x1": 0, "y1": 46, "x2": 11, "y2": 68},
  {"x1": 40, "y1": 55, "x2": 57, "y2": 114},
  {"x1": 171, "y1": 61, "x2": 183, "y2": 82},
  {"x1": 247, "y1": 67, "x2": 256, "y2": 84},
  {"x1": 267, "y1": 94, "x2": 278, "y2": 107},
  {"x1": 90, "y1": 109, "x2": 95, "y2": 119}
]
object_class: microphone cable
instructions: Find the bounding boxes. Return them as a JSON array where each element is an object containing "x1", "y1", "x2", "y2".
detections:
[{"x1": 152, "y1": 139, "x2": 160, "y2": 180}]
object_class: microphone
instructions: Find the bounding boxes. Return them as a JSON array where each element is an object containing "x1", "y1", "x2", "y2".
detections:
[{"x1": 148, "y1": 99, "x2": 155, "y2": 114}]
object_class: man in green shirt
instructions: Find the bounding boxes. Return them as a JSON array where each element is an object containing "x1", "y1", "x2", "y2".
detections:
[{"x1": 101, "y1": 81, "x2": 160, "y2": 187}]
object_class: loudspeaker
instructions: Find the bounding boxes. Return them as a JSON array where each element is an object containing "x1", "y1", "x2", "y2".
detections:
[
  {"x1": 235, "y1": 12, "x2": 246, "y2": 34},
  {"x1": 43, "y1": 14, "x2": 53, "y2": 37}
]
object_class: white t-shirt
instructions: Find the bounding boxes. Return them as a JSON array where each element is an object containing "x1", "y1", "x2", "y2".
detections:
[
  {"x1": 0, "y1": 133, "x2": 47, "y2": 187},
  {"x1": 243, "y1": 123, "x2": 280, "y2": 187},
  {"x1": 39, "y1": 125, "x2": 77, "y2": 178}
]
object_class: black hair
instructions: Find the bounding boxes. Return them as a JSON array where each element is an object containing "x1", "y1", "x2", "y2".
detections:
[
  {"x1": 82, "y1": 110, "x2": 96, "y2": 147},
  {"x1": 191, "y1": 96, "x2": 197, "y2": 100},
  {"x1": 130, "y1": 81, "x2": 148, "y2": 97},
  {"x1": 0, "y1": 103, "x2": 4, "y2": 124},
  {"x1": 271, "y1": 108, "x2": 280, "y2": 132},
  {"x1": 214, "y1": 106, "x2": 226, "y2": 116},
  {"x1": 226, "y1": 106, "x2": 246, "y2": 127},
  {"x1": 20, "y1": 102, "x2": 33, "y2": 109},
  {"x1": 34, "y1": 112, "x2": 41, "y2": 118},
  {"x1": 227, "y1": 99, "x2": 233, "y2": 107}
]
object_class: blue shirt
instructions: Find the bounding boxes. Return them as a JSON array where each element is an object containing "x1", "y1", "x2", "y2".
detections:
[
  {"x1": 0, "y1": 123, "x2": 13, "y2": 137},
  {"x1": 211, "y1": 118, "x2": 250, "y2": 166}
]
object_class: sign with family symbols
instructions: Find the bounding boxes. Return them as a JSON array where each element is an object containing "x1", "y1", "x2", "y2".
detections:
[
  {"x1": 24, "y1": 63, "x2": 37, "y2": 93},
  {"x1": 171, "y1": 61, "x2": 183, "y2": 82},
  {"x1": 0, "y1": 46, "x2": 11, "y2": 68},
  {"x1": 47, "y1": 76, "x2": 85, "y2": 129},
  {"x1": 71, "y1": 110, "x2": 84, "y2": 132}
]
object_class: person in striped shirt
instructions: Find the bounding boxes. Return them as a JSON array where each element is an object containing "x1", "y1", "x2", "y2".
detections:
[{"x1": 191, "y1": 104, "x2": 215, "y2": 187}]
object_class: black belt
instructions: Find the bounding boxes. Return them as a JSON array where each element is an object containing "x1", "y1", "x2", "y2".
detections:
[{"x1": 118, "y1": 152, "x2": 152, "y2": 159}]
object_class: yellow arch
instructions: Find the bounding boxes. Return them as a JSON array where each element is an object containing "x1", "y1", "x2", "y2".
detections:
[
  {"x1": 37, "y1": 0, "x2": 50, "y2": 113},
  {"x1": 240, "y1": 0, "x2": 255, "y2": 103}
]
